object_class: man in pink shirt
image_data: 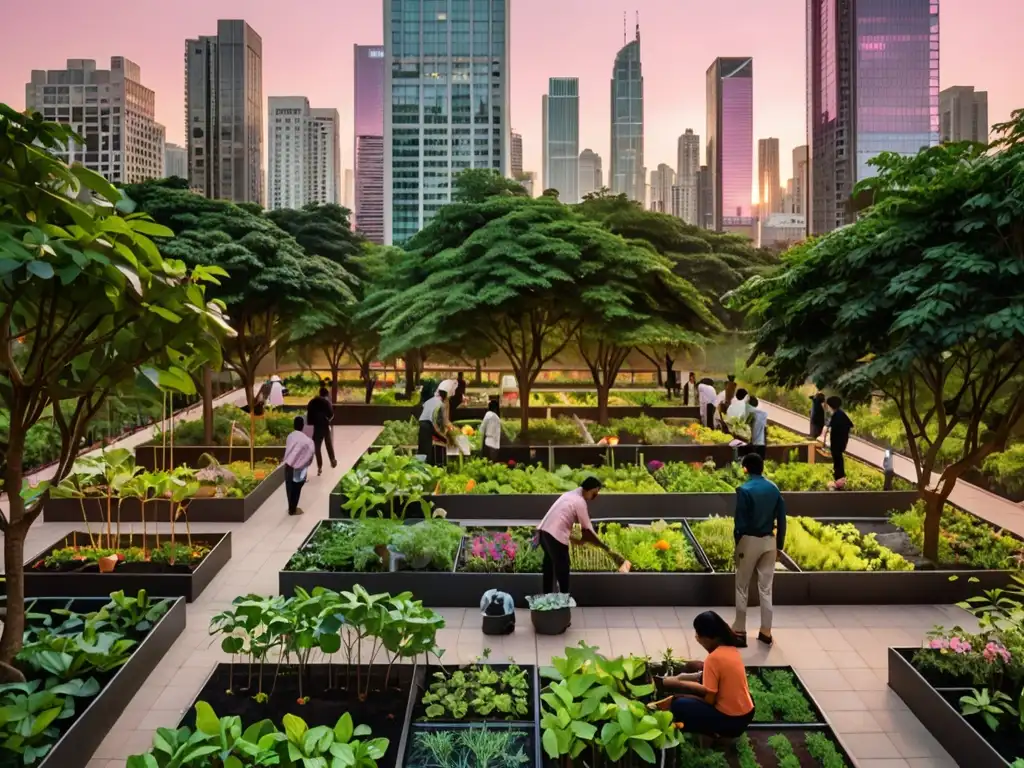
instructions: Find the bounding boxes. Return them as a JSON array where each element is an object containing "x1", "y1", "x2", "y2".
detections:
[
  {"x1": 282, "y1": 416, "x2": 315, "y2": 516},
  {"x1": 537, "y1": 477, "x2": 623, "y2": 594}
]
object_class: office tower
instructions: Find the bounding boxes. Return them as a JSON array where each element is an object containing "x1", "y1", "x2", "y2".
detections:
[
  {"x1": 610, "y1": 20, "x2": 644, "y2": 202},
  {"x1": 511, "y1": 131, "x2": 523, "y2": 176},
  {"x1": 354, "y1": 45, "x2": 385, "y2": 242},
  {"x1": 759, "y1": 213, "x2": 806, "y2": 249},
  {"x1": 578, "y1": 149, "x2": 603, "y2": 198},
  {"x1": 186, "y1": 20, "x2": 263, "y2": 204},
  {"x1": 792, "y1": 145, "x2": 808, "y2": 215},
  {"x1": 649, "y1": 164, "x2": 675, "y2": 213},
  {"x1": 940, "y1": 86, "x2": 989, "y2": 143},
  {"x1": 707, "y1": 57, "x2": 754, "y2": 234},
  {"x1": 164, "y1": 142, "x2": 188, "y2": 179},
  {"x1": 676, "y1": 129, "x2": 700, "y2": 224},
  {"x1": 344, "y1": 168, "x2": 355, "y2": 209},
  {"x1": 696, "y1": 165, "x2": 713, "y2": 229},
  {"x1": 758, "y1": 138, "x2": 781, "y2": 216},
  {"x1": 542, "y1": 78, "x2": 580, "y2": 202},
  {"x1": 26, "y1": 57, "x2": 165, "y2": 184},
  {"x1": 808, "y1": 0, "x2": 939, "y2": 235},
  {"x1": 384, "y1": 0, "x2": 510, "y2": 245},
  {"x1": 267, "y1": 97, "x2": 340, "y2": 210}
]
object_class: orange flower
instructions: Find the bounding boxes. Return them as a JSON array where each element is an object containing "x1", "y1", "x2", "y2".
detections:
[
  {"x1": 607, "y1": 436, "x2": 620, "y2": 446},
  {"x1": 654, "y1": 539, "x2": 671, "y2": 551},
  {"x1": 465, "y1": 479, "x2": 476, "y2": 492}
]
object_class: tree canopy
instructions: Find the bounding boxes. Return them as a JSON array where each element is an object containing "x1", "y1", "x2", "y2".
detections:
[{"x1": 733, "y1": 110, "x2": 1024, "y2": 560}]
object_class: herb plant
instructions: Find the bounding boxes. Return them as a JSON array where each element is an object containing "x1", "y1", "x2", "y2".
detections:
[
  {"x1": 336, "y1": 446, "x2": 443, "y2": 518},
  {"x1": 782, "y1": 517, "x2": 912, "y2": 571},
  {"x1": 747, "y1": 669, "x2": 816, "y2": 723},
  {"x1": 410, "y1": 726, "x2": 530, "y2": 768},
  {"x1": 890, "y1": 502, "x2": 1024, "y2": 569},
  {"x1": 421, "y1": 652, "x2": 530, "y2": 721}
]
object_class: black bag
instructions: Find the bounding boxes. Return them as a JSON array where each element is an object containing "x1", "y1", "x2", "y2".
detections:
[{"x1": 480, "y1": 590, "x2": 515, "y2": 635}]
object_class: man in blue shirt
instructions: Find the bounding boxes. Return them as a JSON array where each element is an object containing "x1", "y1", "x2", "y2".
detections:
[{"x1": 732, "y1": 453, "x2": 786, "y2": 647}]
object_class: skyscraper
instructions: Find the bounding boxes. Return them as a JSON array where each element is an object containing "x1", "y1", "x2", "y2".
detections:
[
  {"x1": 511, "y1": 131, "x2": 523, "y2": 176},
  {"x1": 384, "y1": 0, "x2": 510, "y2": 245},
  {"x1": 26, "y1": 57, "x2": 165, "y2": 184},
  {"x1": 186, "y1": 20, "x2": 263, "y2": 204},
  {"x1": 707, "y1": 57, "x2": 754, "y2": 234},
  {"x1": 610, "y1": 20, "x2": 644, "y2": 202},
  {"x1": 165, "y1": 142, "x2": 188, "y2": 180},
  {"x1": 649, "y1": 164, "x2": 675, "y2": 213},
  {"x1": 267, "y1": 97, "x2": 340, "y2": 210},
  {"x1": 354, "y1": 45, "x2": 385, "y2": 242},
  {"x1": 940, "y1": 86, "x2": 989, "y2": 143},
  {"x1": 792, "y1": 145, "x2": 808, "y2": 215},
  {"x1": 676, "y1": 129, "x2": 700, "y2": 225},
  {"x1": 696, "y1": 165, "x2": 713, "y2": 229},
  {"x1": 758, "y1": 138, "x2": 781, "y2": 215},
  {"x1": 578, "y1": 149, "x2": 603, "y2": 198},
  {"x1": 344, "y1": 168, "x2": 355, "y2": 209},
  {"x1": 542, "y1": 78, "x2": 580, "y2": 203},
  {"x1": 808, "y1": 0, "x2": 939, "y2": 235}
]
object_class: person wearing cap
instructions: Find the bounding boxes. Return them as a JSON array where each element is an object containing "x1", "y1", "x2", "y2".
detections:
[{"x1": 536, "y1": 477, "x2": 624, "y2": 594}]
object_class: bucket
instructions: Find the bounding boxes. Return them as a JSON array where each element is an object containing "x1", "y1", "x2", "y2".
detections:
[
  {"x1": 482, "y1": 613, "x2": 515, "y2": 635},
  {"x1": 531, "y1": 606, "x2": 571, "y2": 635}
]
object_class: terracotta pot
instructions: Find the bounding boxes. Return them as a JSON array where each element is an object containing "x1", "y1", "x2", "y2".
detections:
[{"x1": 98, "y1": 555, "x2": 119, "y2": 573}]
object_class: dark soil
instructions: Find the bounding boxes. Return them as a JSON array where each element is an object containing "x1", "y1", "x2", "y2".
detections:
[
  {"x1": 30, "y1": 560, "x2": 197, "y2": 574},
  {"x1": 938, "y1": 689, "x2": 1024, "y2": 762},
  {"x1": 404, "y1": 723, "x2": 534, "y2": 768},
  {"x1": 660, "y1": 730, "x2": 852, "y2": 768},
  {"x1": 181, "y1": 664, "x2": 414, "y2": 768},
  {"x1": 412, "y1": 663, "x2": 535, "y2": 723},
  {"x1": 746, "y1": 729, "x2": 850, "y2": 767}
]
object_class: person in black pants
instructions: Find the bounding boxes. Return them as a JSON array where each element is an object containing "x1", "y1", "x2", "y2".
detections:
[
  {"x1": 809, "y1": 393, "x2": 827, "y2": 440},
  {"x1": 535, "y1": 477, "x2": 623, "y2": 594},
  {"x1": 825, "y1": 396, "x2": 854, "y2": 489},
  {"x1": 306, "y1": 387, "x2": 337, "y2": 475},
  {"x1": 283, "y1": 416, "x2": 315, "y2": 515}
]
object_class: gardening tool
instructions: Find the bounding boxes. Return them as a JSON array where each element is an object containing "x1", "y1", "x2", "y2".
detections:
[{"x1": 617, "y1": 556, "x2": 632, "y2": 573}]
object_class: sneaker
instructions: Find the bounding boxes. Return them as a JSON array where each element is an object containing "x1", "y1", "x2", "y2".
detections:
[{"x1": 294, "y1": 508, "x2": 305, "y2": 515}]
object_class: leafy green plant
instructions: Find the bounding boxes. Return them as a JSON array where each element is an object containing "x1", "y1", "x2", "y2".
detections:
[
  {"x1": 526, "y1": 594, "x2": 576, "y2": 611},
  {"x1": 804, "y1": 732, "x2": 851, "y2": 768},
  {"x1": 594, "y1": 520, "x2": 701, "y2": 572},
  {"x1": 285, "y1": 520, "x2": 461, "y2": 573},
  {"x1": 0, "y1": 677, "x2": 99, "y2": 766},
  {"x1": 421, "y1": 653, "x2": 530, "y2": 721},
  {"x1": 747, "y1": 669, "x2": 816, "y2": 723},
  {"x1": 653, "y1": 461, "x2": 735, "y2": 493},
  {"x1": 390, "y1": 519, "x2": 464, "y2": 571},
  {"x1": 960, "y1": 687, "x2": 1017, "y2": 731},
  {"x1": 783, "y1": 517, "x2": 913, "y2": 572},
  {"x1": 687, "y1": 517, "x2": 736, "y2": 572},
  {"x1": 891, "y1": 502, "x2": 1024, "y2": 569},
  {"x1": 373, "y1": 418, "x2": 419, "y2": 448},
  {"x1": 767, "y1": 733, "x2": 801, "y2": 768},
  {"x1": 336, "y1": 446, "x2": 442, "y2": 518}
]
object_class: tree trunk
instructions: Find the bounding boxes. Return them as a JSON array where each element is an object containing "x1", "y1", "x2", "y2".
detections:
[
  {"x1": 474, "y1": 359, "x2": 483, "y2": 386},
  {"x1": 360, "y1": 361, "x2": 372, "y2": 404},
  {"x1": 921, "y1": 489, "x2": 943, "y2": 564},
  {"x1": 596, "y1": 385, "x2": 611, "y2": 426},
  {"x1": 330, "y1": 361, "x2": 340, "y2": 403},
  {"x1": 202, "y1": 366, "x2": 214, "y2": 445},
  {"x1": 517, "y1": 369, "x2": 532, "y2": 436},
  {"x1": 404, "y1": 352, "x2": 420, "y2": 400},
  {"x1": 0, "y1": 513, "x2": 30, "y2": 675}
]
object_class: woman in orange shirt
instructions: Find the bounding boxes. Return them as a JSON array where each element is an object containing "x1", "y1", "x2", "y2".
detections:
[{"x1": 651, "y1": 611, "x2": 755, "y2": 737}]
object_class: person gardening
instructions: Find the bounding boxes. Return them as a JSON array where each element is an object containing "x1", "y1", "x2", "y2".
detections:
[
  {"x1": 732, "y1": 452, "x2": 786, "y2": 647},
  {"x1": 536, "y1": 477, "x2": 628, "y2": 595},
  {"x1": 479, "y1": 398, "x2": 502, "y2": 461},
  {"x1": 650, "y1": 611, "x2": 755, "y2": 739}
]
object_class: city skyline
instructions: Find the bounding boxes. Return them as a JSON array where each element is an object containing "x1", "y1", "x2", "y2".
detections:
[{"x1": 2, "y1": 1, "x2": 1021, "y2": 195}]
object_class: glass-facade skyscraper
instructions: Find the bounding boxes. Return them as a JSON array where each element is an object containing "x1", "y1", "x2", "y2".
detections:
[
  {"x1": 706, "y1": 57, "x2": 754, "y2": 234},
  {"x1": 610, "y1": 24, "x2": 644, "y2": 203},
  {"x1": 354, "y1": 45, "x2": 385, "y2": 243},
  {"x1": 542, "y1": 77, "x2": 580, "y2": 203},
  {"x1": 807, "y1": 0, "x2": 939, "y2": 234},
  {"x1": 384, "y1": 0, "x2": 510, "y2": 245}
]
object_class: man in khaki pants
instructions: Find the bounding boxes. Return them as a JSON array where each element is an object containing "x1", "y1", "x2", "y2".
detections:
[{"x1": 732, "y1": 453, "x2": 787, "y2": 647}]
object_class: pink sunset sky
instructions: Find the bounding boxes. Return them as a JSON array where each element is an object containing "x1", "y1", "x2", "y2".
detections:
[{"x1": 2, "y1": 0, "x2": 1021, "y2": 185}]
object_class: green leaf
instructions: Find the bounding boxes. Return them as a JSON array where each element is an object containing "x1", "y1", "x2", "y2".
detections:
[
  {"x1": 631, "y1": 739, "x2": 657, "y2": 763},
  {"x1": 333, "y1": 712, "x2": 353, "y2": 743},
  {"x1": 194, "y1": 701, "x2": 220, "y2": 735},
  {"x1": 26, "y1": 260, "x2": 55, "y2": 279},
  {"x1": 542, "y1": 728, "x2": 561, "y2": 759},
  {"x1": 569, "y1": 720, "x2": 597, "y2": 740},
  {"x1": 282, "y1": 713, "x2": 307, "y2": 744}
]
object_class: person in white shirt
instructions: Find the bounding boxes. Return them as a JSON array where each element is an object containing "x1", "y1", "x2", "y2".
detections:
[
  {"x1": 727, "y1": 388, "x2": 749, "y2": 420},
  {"x1": 697, "y1": 379, "x2": 718, "y2": 428},
  {"x1": 746, "y1": 396, "x2": 768, "y2": 458},
  {"x1": 417, "y1": 387, "x2": 448, "y2": 464},
  {"x1": 267, "y1": 375, "x2": 285, "y2": 408},
  {"x1": 480, "y1": 400, "x2": 502, "y2": 461}
]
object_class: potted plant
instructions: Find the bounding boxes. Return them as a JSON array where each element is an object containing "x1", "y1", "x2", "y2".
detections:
[{"x1": 527, "y1": 592, "x2": 575, "y2": 635}]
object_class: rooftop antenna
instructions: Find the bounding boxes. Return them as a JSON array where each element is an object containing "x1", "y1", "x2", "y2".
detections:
[
  {"x1": 636, "y1": 10, "x2": 640, "y2": 40},
  {"x1": 623, "y1": 12, "x2": 627, "y2": 44}
]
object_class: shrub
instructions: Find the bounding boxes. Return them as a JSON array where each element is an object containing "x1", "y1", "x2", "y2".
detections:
[
  {"x1": 374, "y1": 418, "x2": 419, "y2": 447},
  {"x1": 653, "y1": 462, "x2": 735, "y2": 493},
  {"x1": 890, "y1": 502, "x2": 1024, "y2": 569},
  {"x1": 593, "y1": 520, "x2": 701, "y2": 572},
  {"x1": 688, "y1": 517, "x2": 736, "y2": 572},
  {"x1": 285, "y1": 518, "x2": 462, "y2": 572},
  {"x1": 783, "y1": 517, "x2": 912, "y2": 571}
]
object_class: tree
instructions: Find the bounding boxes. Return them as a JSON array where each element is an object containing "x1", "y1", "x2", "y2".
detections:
[
  {"x1": 363, "y1": 185, "x2": 698, "y2": 434},
  {"x1": 123, "y1": 182, "x2": 355, "y2": 411},
  {"x1": 453, "y1": 168, "x2": 529, "y2": 203},
  {"x1": 732, "y1": 114, "x2": 1024, "y2": 562},
  {"x1": 0, "y1": 107, "x2": 232, "y2": 672},
  {"x1": 266, "y1": 202, "x2": 364, "y2": 267}
]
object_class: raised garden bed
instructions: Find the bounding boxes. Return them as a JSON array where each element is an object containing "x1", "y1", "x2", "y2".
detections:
[
  {"x1": 24, "y1": 531, "x2": 232, "y2": 602},
  {"x1": 134, "y1": 443, "x2": 285, "y2": 471},
  {"x1": 329, "y1": 403, "x2": 702, "y2": 425},
  {"x1": 0, "y1": 593, "x2": 185, "y2": 768},
  {"x1": 666, "y1": 729, "x2": 855, "y2": 768},
  {"x1": 889, "y1": 647, "x2": 1016, "y2": 768},
  {"x1": 43, "y1": 462, "x2": 285, "y2": 524}
]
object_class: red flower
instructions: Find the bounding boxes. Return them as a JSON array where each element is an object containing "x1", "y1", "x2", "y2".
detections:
[{"x1": 508, "y1": 459, "x2": 517, "y2": 467}]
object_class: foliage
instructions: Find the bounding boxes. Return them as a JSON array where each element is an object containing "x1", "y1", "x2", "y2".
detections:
[
  {"x1": 461, "y1": 527, "x2": 543, "y2": 574},
  {"x1": 160, "y1": 405, "x2": 293, "y2": 447},
  {"x1": 960, "y1": 687, "x2": 1018, "y2": 732},
  {"x1": 782, "y1": 517, "x2": 913, "y2": 572},
  {"x1": 336, "y1": 446, "x2": 443, "y2": 518},
  {"x1": 733, "y1": 116, "x2": 1024, "y2": 563},
  {"x1": 688, "y1": 517, "x2": 736, "y2": 572},
  {"x1": 652, "y1": 462, "x2": 736, "y2": 493},
  {"x1": 38, "y1": 541, "x2": 208, "y2": 570},
  {"x1": 803, "y1": 732, "x2": 851, "y2": 768},
  {"x1": 126, "y1": 705, "x2": 389, "y2": 768},
  {"x1": 440, "y1": 460, "x2": 664, "y2": 496},
  {"x1": 747, "y1": 669, "x2": 816, "y2": 723},
  {"x1": 890, "y1": 502, "x2": 1024, "y2": 569},
  {"x1": 982, "y1": 443, "x2": 1024, "y2": 494},
  {"x1": 525, "y1": 593, "x2": 576, "y2": 611},
  {"x1": 285, "y1": 519, "x2": 462, "y2": 573},
  {"x1": 410, "y1": 726, "x2": 530, "y2": 768},
  {"x1": 373, "y1": 418, "x2": 420, "y2": 448},
  {"x1": 539, "y1": 642, "x2": 677, "y2": 765},
  {"x1": 583, "y1": 520, "x2": 702, "y2": 572},
  {"x1": 421, "y1": 652, "x2": 530, "y2": 721}
]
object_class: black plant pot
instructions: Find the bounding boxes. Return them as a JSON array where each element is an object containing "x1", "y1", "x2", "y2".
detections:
[
  {"x1": 482, "y1": 612, "x2": 516, "y2": 635},
  {"x1": 531, "y1": 607, "x2": 571, "y2": 635}
]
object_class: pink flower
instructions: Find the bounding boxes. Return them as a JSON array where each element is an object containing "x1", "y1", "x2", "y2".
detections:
[
  {"x1": 983, "y1": 642, "x2": 1011, "y2": 664},
  {"x1": 928, "y1": 637, "x2": 949, "y2": 650},
  {"x1": 949, "y1": 637, "x2": 972, "y2": 655}
]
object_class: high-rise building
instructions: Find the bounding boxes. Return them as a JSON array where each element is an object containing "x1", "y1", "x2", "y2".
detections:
[
  {"x1": 164, "y1": 142, "x2": 188, "y2": 179},
  {"x1": 940, "y1": 86, "x2": 989, "y2": 143},
  {"x1": 707, "y1": 57, "x2": 754, "y2": 234},
  {"x1": 354, "y1": 44, "x2": 385, "y2": 243},
  {"x1": 696, "y1": 165, "x2": 713, "y2": 229},
  {"x1": 649, "y1": 164, "x2": 675, "y2": 213},
  {"x1": 542, "y1": 78, "x2": 580, "y2": 202},
  {"x1": 186, "y1": 20, "x2": 263, "y2": 204},
  {"x1": 578, "y1": 149, "x2": 603, "y2": 198},
  {"x1": 267, "y1": 97, "x2": 340, "y2": 210},
  {"x1": 610, "y1": 21, "x2": 644, "y2": 202},
  {"x1": 384, "y1": 0, "x2": 510, "y2": 244},
  {"x1": 675, "y1": 129, "x2": 700, "y2": 225},
  {"x1": 511, "y1": 131, "x2": 523, "y2": 176},
  {"x1": 758, "y1": 138, "x2": 781, "y2": 216},
  {"x1": 791, "y1": 145, "x2": 808, "y2": 215},
  {"x1": 26, "y1": 57, "x2": 165, "y2": 184},
  {"x1": 808, "y1": 0, "x2": 939, "y2": 235},
  {"x1": 344, "y1": 168, "x2": 355, "y2": 209}
]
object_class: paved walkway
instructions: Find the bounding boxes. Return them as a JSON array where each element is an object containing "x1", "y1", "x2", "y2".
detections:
[
  {"x1": 0, "y1": 409, "x2": 967, "y2": 767},
  {"x1": 763, "y1": 400, "x2": 1024, "y2": 537}
]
